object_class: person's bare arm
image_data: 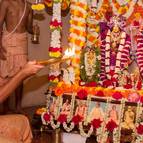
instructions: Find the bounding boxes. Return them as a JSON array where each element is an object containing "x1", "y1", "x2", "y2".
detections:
[
  {"x1": 26, "y1": 3, "x2": 33, "y2": 34},
  {"x1": 0, "y1": 0, "x2": 8, "y2": 60},
  {"x1": 0, "y1": 61, "x2": 44, "y2": 103}
]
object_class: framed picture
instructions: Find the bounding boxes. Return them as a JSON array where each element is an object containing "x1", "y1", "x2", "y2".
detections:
[
  {"x1": 49, "y1": 96, "x2": 60, "y2": 118},
  {"x1": 121, "y1": 105, "x2": 136, "y2": 130},
  {"x1": 107, "y1": 103, "x2": 120, "y2": 124},
  {"x1": 74, "y1": 99, "x2": 88, "y2": 121},
  {"x1": 88, "y1": 101, "x2": 106, "y2": 122},
  {"x1": 60, "y1": 95, "x2": 72, "y2": 118}
]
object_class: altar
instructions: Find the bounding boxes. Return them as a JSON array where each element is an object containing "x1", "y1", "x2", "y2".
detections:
[{"x1": 33, "y1": 0, "x2": 143, "y2": 142}]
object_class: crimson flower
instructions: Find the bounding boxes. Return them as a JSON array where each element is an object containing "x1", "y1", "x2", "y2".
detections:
[
  {"x1": 106, "y1": 120, "x2": 118, "y2": 132},
  {"x1": 136, "y1": 124, "x2": 143, "y2": 135},
  {"x1": 112, "y1": 91, "x2": 122, "y2": 100},
  {"x1": 109, "y1": 70, "x2": 115, "y2": 77},
  {"x1": 103, "y1": 79, "x2": 112, "y2": 87},
  {"x1": 96, "y1": 90, "x2": 104, "y2": 97},
  {"x1": 72, "y1": 115, "x2": 83, "y2": 125},
  {"x1": 57, "y1": 114, "x2": 67, "y2": 123},
  {"x1": 85, "y1": 81, "x2": 97, "y2": 87},
  {"x1": 140, "y1": 96, "x2": 143, "y2": 103},
  {"x1": 43, "y1": 113, "x2": 51, "y2": 122},
  {"x1": 123, "y1": 84, "x2": 132, "y2": 89},
  {"x1": 91, "y1": 119, "x2": 102, "y2": 129},
  {"x1": 50, "y1": 19, "x2": 62, "y2": 27},
  {"x1": 77, "y1": 89, "x2": 88, "y2": 99}
]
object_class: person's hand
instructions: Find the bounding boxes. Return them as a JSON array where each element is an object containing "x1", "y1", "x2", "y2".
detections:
[
  {"x1": 21, "y1": 61, "x2": 44, "y2": 77},
  {"x1": 0, "y1": 46, "x2": 6, "y2": 60}
]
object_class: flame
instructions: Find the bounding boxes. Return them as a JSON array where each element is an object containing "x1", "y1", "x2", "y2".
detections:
[{"x1": 64, "y1": 47, "x2": 75, "y2": 57}]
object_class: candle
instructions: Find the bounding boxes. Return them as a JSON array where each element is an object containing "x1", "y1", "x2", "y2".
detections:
[{"x1": 37, "y1": 57, "x2": 71, "y2": 66}]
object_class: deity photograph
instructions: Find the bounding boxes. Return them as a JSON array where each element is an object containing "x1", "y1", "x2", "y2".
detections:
[
  {"x1": 60, "y1": 96, "x2": 72, "y2": 118},
  {"x1": 107, "y1": 103, "x2": 120, "y2": 124},
  {"x1": 49, "y1": 96, "x2": 60, "y2": 118},
  {"x1": 87, "y1": 101, "x2": 106, "y2": 122},
  {"x1": 74, "y1": 99, "x2": 88, "y2": 121},
  {"x1": 121, "y1": 105, "x2": 136, "y2": 130}
]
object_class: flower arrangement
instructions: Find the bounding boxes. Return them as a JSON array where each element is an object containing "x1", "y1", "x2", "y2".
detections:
[
  {"x1": 80, "y1": 46, "x2": 101, "y2": 84},
  {"x1": 49, "y1": 0, "x2": 62, "y2": 58},
  {"x1": 44, "y1": 0, "x2": 70, "y2": 11},
  {"x1": 68, "y1": 0, "x2": 87, "y2": 84},
  {"x1": 31, "y1": 0, "x2": 45, "y2": 11},
  {"x1": 54, "y1": 82, "x2": 143, "y2": 101}
]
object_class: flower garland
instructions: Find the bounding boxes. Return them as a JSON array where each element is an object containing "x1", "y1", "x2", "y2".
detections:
[
  {"x1": 105, "y1": 30, "x2": 126, "y2": 77},
  {"x1": 136, "y1": 27, "x2": 143, "y2": 79},
  {"x1": 110, "y1": 0, "x2": 137, "y2": 18},
  {"x1": 100, "y1": 28, "x2": 131, "y2": 83},
  {"x1": 49, "y1": 0, "x2": 62, "y2": 58},
  {"x1": 44, "y1": 0, "x2": 70, "y2": 11},
  {"x1": 69, "y1": 0, "x2": 87, "y2": 84},
  {"x1": 135, "y1": 103, "x2": 143, "y2": 143},
  {"x1": 113, "y1": 99, "x2": 125, "y2": 143},
  {"x1": 79, "y1": 122, "x2": 93, "y2": 137},
  {"x1": 99, "y1": 98, "x2": 111, "y2": 142},
  {"x1": 86, "y1": 0, "x2": 109, "y2": 47},
  {"x1": 48, "y1": 0, "x2": 62, "y2": 83},
  {"x1": 54, "y1": 82, "x2": 143, "y2": 100},
  {"x1": 80, "y1": 46, "x2": 101, "y2": 83}
]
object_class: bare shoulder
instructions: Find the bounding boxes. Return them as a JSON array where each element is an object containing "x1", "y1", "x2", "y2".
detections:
[{"x1": 0, "y1": 0, "x2": 9, "y2": 6}]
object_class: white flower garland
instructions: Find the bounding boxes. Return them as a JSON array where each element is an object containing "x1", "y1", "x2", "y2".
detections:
[
  {"x1": 109, "y1": 0, "x2": 137, "y2": 18},
  {"x1": 99, "y1": 98, "x2": 111, "y2": 143},
  {"x1": 63, "y1": 122, "x2": 75, "y2": 132},
  {"x1": 79, "y1": 122, "x2": 93, "y2": 137},
  {"x1": 41, "y1": 112, "x2": 49, "y2": 125},
  {"x1": 50, "y1": 116, "x2": 61, "y2": 129},
  {"x1": 49, "y1": 1, "x2": 61, "y2": 57},
  {"x1": 105, "y1": 30, "x2": 126, "y2": 77}
]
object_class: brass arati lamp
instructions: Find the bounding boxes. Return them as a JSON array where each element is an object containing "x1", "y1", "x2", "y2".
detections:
[{"x1": 31, "y1": 22, "x2": 40, "y2": 44}]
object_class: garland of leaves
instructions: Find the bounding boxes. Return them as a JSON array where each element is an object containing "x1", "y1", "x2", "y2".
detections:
[{"x1": 80, "y1": 46, "x2": 101, "y2": 83}]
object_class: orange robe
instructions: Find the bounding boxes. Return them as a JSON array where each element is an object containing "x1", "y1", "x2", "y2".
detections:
[{"x1": 0, "y1": 31, "x2": 28, "y2": 85}]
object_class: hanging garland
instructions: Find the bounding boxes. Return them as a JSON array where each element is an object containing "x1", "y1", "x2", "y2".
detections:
[
  {"x1": 110, "y1": 0, "x2": 137, "y2": 18},
  {"x1": 44, "y1": 0, "x2": 70, "y2": 11},
  {"x1": 68, "y1": 0, "x2": 87, "y2": 84},
  {"x1": 137, "y1": 28, "x2": 143, "y2": 79},
  {"x1": 49, "y1": 0, "x2": 62, "y2": 58},
  {"x1": 48, "y1": 0, "x2": 62, "y2": 83}
]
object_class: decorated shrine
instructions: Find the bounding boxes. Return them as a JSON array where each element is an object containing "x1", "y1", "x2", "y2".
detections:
[{"x1": 33, "y1": 0, "x2": 143, "y2": 142}]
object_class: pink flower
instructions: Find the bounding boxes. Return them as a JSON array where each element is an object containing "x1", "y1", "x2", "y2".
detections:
[
  {"x1": 91, "y1": 119, "x2": 102, "y2": 129},
  {"x1": 57, "y1": 114, "x2": 67, "y2": 123},
  {"x1": 77, "y1": 89, "x2": 88, "y2": 99},
  {"x1": 112, "y1": 91, "x2": 122, "y2": 100},
  {"x1": 72, "y1": 115, "x2": 83, "y2": 125},
  {"x1": 106, "y1": 120, "x2": 117, "y2": 132},
  {"x1": 137, "y1": 124, "x2": 143, "y2": 135},
  {"x1": 43, "y1": 113, "x2": 50, "y2": 122}
]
